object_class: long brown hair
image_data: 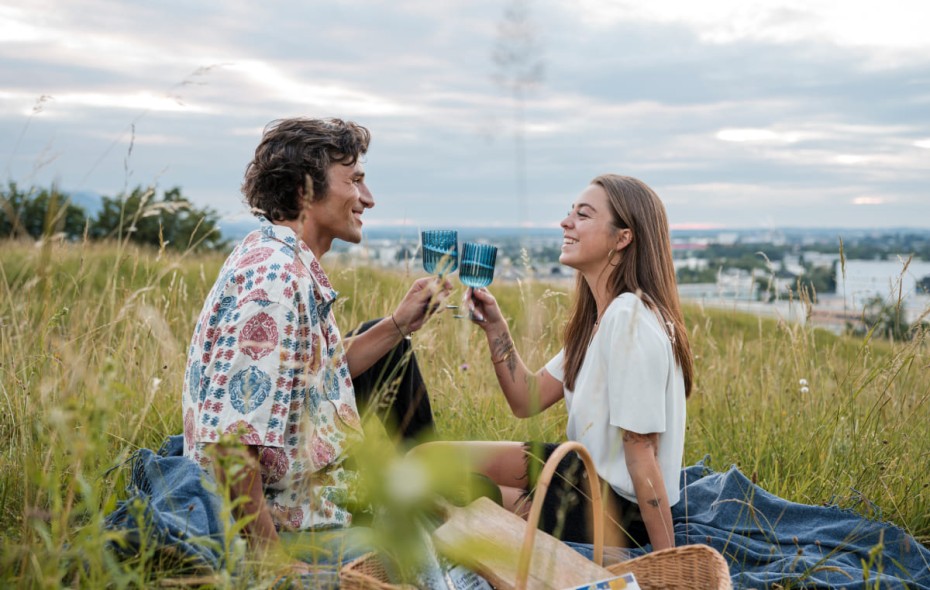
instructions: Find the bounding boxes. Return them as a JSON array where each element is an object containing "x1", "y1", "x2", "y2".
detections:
[{"x1": 562, "y1": 175, "x2": 693, "y2": 397}]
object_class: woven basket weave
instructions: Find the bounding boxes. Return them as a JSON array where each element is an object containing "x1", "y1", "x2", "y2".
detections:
[
  {"x1": 340, "y1": 441, "x2": 731, "y2": 589},
  {"x1": 339, "y1": 551, "x2": 416, "y2": 590},
  {"x1": 608, "y1": 544, "x2": 732, "y2": 590}
]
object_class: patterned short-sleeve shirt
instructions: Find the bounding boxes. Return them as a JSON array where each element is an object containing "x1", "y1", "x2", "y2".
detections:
[{"x1": 182, "y1": 218, "x2": 363, "y2": 531}]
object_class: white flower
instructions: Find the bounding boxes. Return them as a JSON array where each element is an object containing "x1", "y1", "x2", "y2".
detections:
[{"x1": 386, "y1": 456, "x2": 430, "y2": 505}]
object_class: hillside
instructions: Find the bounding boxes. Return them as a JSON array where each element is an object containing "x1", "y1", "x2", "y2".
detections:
[{"x1": 0, "y1": 240, "x2": 927, "y2": 586}]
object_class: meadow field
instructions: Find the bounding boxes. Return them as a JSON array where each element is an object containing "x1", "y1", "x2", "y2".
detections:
[{"x1": 0, "y1": 237, "x2": 928, "y2": 588}]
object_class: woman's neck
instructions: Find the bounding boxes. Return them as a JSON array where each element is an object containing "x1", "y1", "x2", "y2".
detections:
[{"x1": 583, "y1": 270, "x2": 614, "y2": 323}]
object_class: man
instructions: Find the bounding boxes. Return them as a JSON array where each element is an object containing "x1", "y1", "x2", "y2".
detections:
[{"x1": 181, "y1": 118, "x2": 450, "y2": 569}]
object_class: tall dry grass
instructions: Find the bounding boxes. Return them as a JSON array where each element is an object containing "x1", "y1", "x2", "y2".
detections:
[{"x1": 0, "y1": 237, "x2": 927, "y2": 588}]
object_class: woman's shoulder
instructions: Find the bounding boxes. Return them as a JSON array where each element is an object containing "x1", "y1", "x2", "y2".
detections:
[
  {"x1": 604, "y1": 292, "x2": 648, "y2": 318},
  {"x1": 603, "y1": 293, "x2": 668, "y2": 339}
]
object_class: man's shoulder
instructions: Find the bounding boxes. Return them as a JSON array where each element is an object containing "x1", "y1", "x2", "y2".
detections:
[{"x1": 205, "y1": 241, "x2": 307, "y2": 311}]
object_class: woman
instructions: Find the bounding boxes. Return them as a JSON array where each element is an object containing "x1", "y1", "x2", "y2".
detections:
[{"x1": 426, "y1": 174, "x2": 692, "y2": 550}]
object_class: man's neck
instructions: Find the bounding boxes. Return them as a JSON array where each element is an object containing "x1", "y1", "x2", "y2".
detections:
[{"x1": 273, "y1": 216, "x2": 331, "y2": 259}]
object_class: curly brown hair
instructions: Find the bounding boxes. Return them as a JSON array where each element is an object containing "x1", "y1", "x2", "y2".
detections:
[{"x1": 241, "y1": 118, "x2": 371, "y2": 221}]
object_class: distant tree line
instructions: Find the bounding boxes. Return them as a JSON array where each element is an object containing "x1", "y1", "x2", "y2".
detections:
[{"x1": 0, "y1": 182, "x2": 228, "y2": 251}]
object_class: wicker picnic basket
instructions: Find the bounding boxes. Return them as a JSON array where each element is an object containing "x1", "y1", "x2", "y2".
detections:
[
  {"x1": 607, "y1": 544, "x2": 732, "y2": 589},
  {"x1": 340, "y1": 441, "x2": 732, "y2": 590}
]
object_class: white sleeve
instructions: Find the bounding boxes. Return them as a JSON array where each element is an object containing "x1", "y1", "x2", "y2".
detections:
[
  {"x1": 604, "y1": 305, "x2": 669, "y2": 434},
  {"x1": 544, "y1": 349, "x2": 565, "y2": 383}
]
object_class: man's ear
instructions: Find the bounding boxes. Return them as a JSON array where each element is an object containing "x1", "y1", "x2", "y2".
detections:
[{"x1": 300, "y1": 174, "x2": 316, "y2": 206}]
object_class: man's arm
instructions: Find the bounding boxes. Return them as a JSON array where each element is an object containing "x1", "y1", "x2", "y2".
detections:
[
  {"x1": 343, "y1": 316, "x2": 411, "y2": 378},
  {"x1": 622, "y1": 430, "x2": 675, "y2": 550},
  {"x1": 213, "y1": 444, "x2": 280, "y2": 549},
  {"x1": 344, "y1": 277, "x2": 452, "y2": 378},
  {"x1": 212, "y1": 444, "x2": 313, "y2": 573}
]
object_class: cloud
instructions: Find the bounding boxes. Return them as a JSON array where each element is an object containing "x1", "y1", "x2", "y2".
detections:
[
  {"x1": 1, "y1": 0, "x2": 929, "y2": 229},
  {"x1": 852, "y1": 196, "x2": 890, "y2": 205},
  {"x1": 716, "y1": 128, "x2": 805, "y2": 143},
  {"x1": 572, "y1": 0, "x2": 930, "y2": 52},
  {"x1": 53, "y1": 91, "x2": 210, "y2": 113},
  {"x1": 226, "y1": 61, "x2": 412, "y2": 116}
]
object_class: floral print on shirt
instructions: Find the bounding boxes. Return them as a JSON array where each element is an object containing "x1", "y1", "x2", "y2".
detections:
[{"x1": 182, "y1": 218, "x2": 362, "y2": 531}]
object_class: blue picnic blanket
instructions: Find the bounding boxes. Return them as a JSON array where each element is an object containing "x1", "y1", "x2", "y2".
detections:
[
  {"x1": 106, "y1": 440, "x2": 930, "y2": 588},
  {"x1": 672, "y1": 459, "x2": 930, "y2": 589},
  {"x1": 570, "y1": 458, "x2": 930, "y2": 589}
]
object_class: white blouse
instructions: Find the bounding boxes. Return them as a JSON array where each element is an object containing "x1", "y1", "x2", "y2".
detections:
[{"x1": 545, "y1": 293, "x2": 686, "y2": 505}]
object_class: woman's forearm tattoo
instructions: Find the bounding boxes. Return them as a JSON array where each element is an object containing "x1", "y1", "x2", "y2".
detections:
[
  {"x1": 491, "y1": 333, "x2": 518, "y2": 382},
  {"x1": 623, "y1": 430, "x2": 662, "y2": 509},
  {"x1": 622, "y1": 430, "x2": 658, "y2": 457}
]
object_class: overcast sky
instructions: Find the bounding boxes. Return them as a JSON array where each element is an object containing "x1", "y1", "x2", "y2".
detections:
[{"x1": 2, "y1": 0, "x2": 929, "y2": 230}]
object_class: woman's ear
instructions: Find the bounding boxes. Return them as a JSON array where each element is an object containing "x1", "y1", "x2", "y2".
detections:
[{"x1": 615, "y1": 228, "x2": 633, "y2": 251}]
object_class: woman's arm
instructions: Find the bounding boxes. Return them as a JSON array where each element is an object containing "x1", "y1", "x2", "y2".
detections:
[
  {"x1": 470, "y1": 288, "x2": 563, "y2": 418},
  {"x1": 622, "y1": 430, "x2": 675, "y2": 550}
]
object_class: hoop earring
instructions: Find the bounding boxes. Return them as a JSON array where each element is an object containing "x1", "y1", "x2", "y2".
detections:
[{"x1": 607, "y1": 249, "x2": 620, "y2": 267}]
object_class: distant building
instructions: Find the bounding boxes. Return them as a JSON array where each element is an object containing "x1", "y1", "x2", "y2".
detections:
[
  {"x1": 780, "y1": 255, "x2": 806, "y2": 277},
  {"x1": 674, "y1": 257, "x2": 709, "y2": 272},
  {"x1": 802, "y1": 252, "x2": 841, "y2": 269},
  {"x1": 678, "y1": 268, "x2": 759, "y2": 301},
  {"x1": 837, "y1": 259, "x2": 930, "y2": 321},
  {"x1": 715, "y1": 232, "x2": 739, "y2": 246}
]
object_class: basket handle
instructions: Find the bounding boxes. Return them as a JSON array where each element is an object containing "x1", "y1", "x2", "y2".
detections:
[{"x1": 515, "y1": 441, "x2": 604, "y2": 590}]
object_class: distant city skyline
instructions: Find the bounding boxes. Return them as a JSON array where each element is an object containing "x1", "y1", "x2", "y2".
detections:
[{"x1": 2, "y1": 0, "x2": 929, "y2": 229}]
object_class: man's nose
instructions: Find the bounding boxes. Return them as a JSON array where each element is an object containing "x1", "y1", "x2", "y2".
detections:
[{"x1": 361, "y1": 185, "x2": 375, "y2": 208}]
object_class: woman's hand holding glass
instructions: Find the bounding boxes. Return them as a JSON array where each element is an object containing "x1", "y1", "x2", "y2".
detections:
[
  {"x1": 463, "y1": 287, "x2": 505, "y2": 328},
  {"x1": 455, "y1": 242, "x2": 497, "y2": 321}
]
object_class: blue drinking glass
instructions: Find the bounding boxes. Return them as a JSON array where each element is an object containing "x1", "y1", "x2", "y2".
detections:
[
  {"x1": 459, "y1": 242, "x2": 497, "y2": 288},
  {"x1": 421, "y1": 230, "x2": 458, "y2": 277}
]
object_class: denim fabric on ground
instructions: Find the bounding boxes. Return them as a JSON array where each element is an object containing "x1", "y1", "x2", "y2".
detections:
[
  {"x1": 104, "y1": 435, "x2": 239, "y2": 572},
  {"x1": 104, "y1": 435, "x2": 378, "y2": 587},
  {"x1": 569, "y1": 457, "x2": 930, "y2": 589}
]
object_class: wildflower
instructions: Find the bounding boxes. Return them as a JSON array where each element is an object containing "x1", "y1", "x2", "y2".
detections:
[{"x1": 386, "y1": 456, "x2": 430, "y2": 505}]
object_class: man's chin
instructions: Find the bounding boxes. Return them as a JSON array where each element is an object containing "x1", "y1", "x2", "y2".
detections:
[{"x1": 337, "y1": 229, "x2": 364, "y2": 245}]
